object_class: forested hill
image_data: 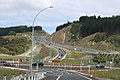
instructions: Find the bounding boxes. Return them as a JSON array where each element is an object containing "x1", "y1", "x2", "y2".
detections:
[
  {"x1": 0, "y1": 25, "x2": 42, "y2": 36},
  {"x1": 56, "y1": 15, "x2": 120, "y2": 37}
]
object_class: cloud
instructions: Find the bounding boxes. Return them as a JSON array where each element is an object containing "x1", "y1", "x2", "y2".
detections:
[
  {"x1": 0, "y1": 0, "x2": 53, "y2": 16},
  {"x1": 13, "y1": 0, "x2": 52, "y2": 11},
  {"x1": 0, "y1": 0, "x2": 120, "y2": 33},
  {"x1": 0, "y1": 0, "x2": 53, "y2": 26}
]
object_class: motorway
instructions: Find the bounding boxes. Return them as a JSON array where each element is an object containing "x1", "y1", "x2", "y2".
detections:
[
  {"x1": 35, "y1": 36, "x2": 120, "y2": 55},
  {"x1": 53, "y1": 48, "x2": 67, "y2": 60}
]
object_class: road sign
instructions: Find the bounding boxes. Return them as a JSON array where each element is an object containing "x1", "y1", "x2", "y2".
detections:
[
  {"x1": 34, "y1": 57, "x2": 41, "y2": 63},
  {"x1": 88, "y1": 60, "x2": 91, "y2": 65},
  {"x1": 52, "y1": 60, "x2": 60, "y2": 63}
]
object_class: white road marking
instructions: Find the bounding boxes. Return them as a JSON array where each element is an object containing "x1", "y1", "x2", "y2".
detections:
[
  {"x1": 65, "y1": 71, "x2": 70, "y2": 75},
  {"x1": 46, "y1": 71, "x2": 53, "y2": 73},
  {"x1": 77, "y1": 73, "x2": 92, "y2": 80},
  {"x1": 56, "y1": 73, "x2": 63, "y2": 80}
]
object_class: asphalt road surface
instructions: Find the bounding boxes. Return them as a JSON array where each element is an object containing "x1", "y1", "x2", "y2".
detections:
[{"x1": 37, "y1": 67, "x2": 98, "y2": 80}]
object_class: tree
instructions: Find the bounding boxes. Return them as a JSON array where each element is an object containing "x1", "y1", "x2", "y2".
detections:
[
  {"x1": 70, "y1": 24, "x2": 81, "y2": 41},
  {"x1": 8, "y1": 31, "x2": 16, "y2": 36},
  {"x1": 0, "y1": 25, "x2": 42, "y2": 36},
  {"x1": 56, "y1": 22, "x2": 71, "y2": 31}
]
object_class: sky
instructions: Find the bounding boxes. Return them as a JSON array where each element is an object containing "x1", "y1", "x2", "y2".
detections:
[{"x1": 0, "y1": 0, "x2": 120, "y2": 34}]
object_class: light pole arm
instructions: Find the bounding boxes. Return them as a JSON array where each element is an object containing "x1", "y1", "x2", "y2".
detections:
[
  {"x1": 30, "y1": 6, "x2": 53, "y2": 78},
  {"x1": 32, "y1": 6, "x2": 53, "y2": 26}
]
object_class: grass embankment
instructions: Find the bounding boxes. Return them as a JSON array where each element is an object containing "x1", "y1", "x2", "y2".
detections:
[
  {"x1": 34, "y1": 44, "x2": 57, "y2": 63},
  {"x1": 0, "y1": 44, "x2": 57, "y2": 63},
  {"x1": 0, "y1": 56, "x2": 30, "y2": 60},
  {"x1": 90, "y1": 69, "x2": 120, "y2": 80},
  {"x1": 0, "y1": 68, "x2": 24, "y2": 80},
  {"x1": 59, "y1": 48, "x2": 87, "y2": 65},
  {"x1": 0, "y1": 36, "x2": 31, "y2": 55},
  {"x1": 0, "y1": 68, "x2": 23, "y2": 76}
]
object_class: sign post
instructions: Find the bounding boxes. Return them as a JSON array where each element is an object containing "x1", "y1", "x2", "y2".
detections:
[
  {"x1": 88, "y1": 60, "x2": 91, "y2": 73},
  {"x1": 80, "y1": 59, "x2": 82, "y2": 71},
  {"x1": 35, "y1": 57, "x2": 41, "y2": 71}
]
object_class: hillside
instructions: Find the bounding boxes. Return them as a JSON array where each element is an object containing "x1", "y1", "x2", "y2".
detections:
[
  {"x1": 51, "y1": 25, "x2": 72, "y2": 44},
  {"x1": 0, "y1": 26, "x2": 50, "y2": 55},
  {"x1": 0, "y1": 35, "x2": 31, "y2": 55},
  {"x1": 52, "y1": 15, "x2": 120, "y2": 51},
  {"x1": 56, "y1": 15, "x2": 120, "y2": 37},
  {"x1": 53, "y1": 26, "x2": 120, "y2": 51}
]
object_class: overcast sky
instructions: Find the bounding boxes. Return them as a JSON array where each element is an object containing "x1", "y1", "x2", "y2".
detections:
[{"x1": 0, "y1": 0, "x2": 120, "y2": 34}]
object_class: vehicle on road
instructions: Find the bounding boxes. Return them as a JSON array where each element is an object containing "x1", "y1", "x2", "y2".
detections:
[
  {"x1": 96, "y1": 64, "x2": 105, "y2": 68},
  {"x1": 32, "y1": 62, "x2": 44, "y2": 67},
  {"x1": 0, "y1": 60, "x2": 11, "y2": 66},
  {"x1": 58, "y1": 56, "x2": 61, "y2": 59}
]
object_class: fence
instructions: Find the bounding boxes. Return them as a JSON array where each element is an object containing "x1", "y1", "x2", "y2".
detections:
[{"x1": 0, "y1": 72, "x2": 46, "y2": 80}]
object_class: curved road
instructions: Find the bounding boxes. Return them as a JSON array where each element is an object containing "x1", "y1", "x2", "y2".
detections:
[{"x1": 53, "y1": 48, "x2": 67, "y2": 60}]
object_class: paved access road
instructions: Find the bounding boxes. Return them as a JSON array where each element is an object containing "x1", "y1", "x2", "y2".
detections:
[{"x1": 37, "y1": 68, "x2": 98, "y2": 80}]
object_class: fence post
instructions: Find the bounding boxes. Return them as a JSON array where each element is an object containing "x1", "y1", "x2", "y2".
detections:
[
  {"x1": 12, "y1": 74, "x2": 15, "y2": 80},
  {"x1": 36, "y1": 73, "x2": 38, "y2": 80},
  {"x1": 19, "y1": 74, "x2": 23, "y2": 80},
  {"x1": 3, "y1": 75, "x2": 6, "y2": 80},
  {"x1": 42, "y1": 73, "x2": 44, "y2": 78},
  {"x1": 31, "y1": 75, "x2": 33, "y2": 80},
  {"x1": 33, "y1": 74, "x2": 36, "y2": 80},
  {"x1": 28, "y1": 75, "x2": 30, "y2": 80},
  {"x1": 18, "y1": 75, "x2": 20, "y2": 80},
  {"x1": 38, "y1": 73, "x2": 40, "y2": 79},
  {"x1": 24, "y1": 74, "x2": 26, "y2": 80}
]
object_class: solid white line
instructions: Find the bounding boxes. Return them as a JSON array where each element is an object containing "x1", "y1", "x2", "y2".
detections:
[
  {"x1": 56, "y1": 73, "x2": 63, "y2": 80},
  {"x1": 56, "y1": 75, "x2": 61, "y2": 80},
  {"x1": 52, "y1": 48, "x2": 59, "y2": 60},
  {"x1": 77, "y1": 74, "x2": 92, "y2": 80}
]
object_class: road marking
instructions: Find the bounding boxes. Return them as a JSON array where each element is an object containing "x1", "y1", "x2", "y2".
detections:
[
  {"x1": 65, "y1": 71, "x2": 70, "y2": 75},
  {"x1": 77, "y1": 74, "x2": 92, "y2": 80},
  {"x1": 46, "y1": 71, "x2": 53, "y2": 73},
  {"x1": 56, "y1": 73, "x2": 63, "y2": 80}
]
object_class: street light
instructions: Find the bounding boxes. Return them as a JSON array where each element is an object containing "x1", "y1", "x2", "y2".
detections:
[
  {"x1": 30, "y1": 6, "x2": 53, "y2": 79},
  {"x1": 50, "y1": 36, "x2": 53, "y2": 63}
]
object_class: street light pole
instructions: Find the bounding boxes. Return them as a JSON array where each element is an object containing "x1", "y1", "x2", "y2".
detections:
[
  {"x1": 30, "y1": 6, "x2": 53, "y2": 79},
  {"x1": 50, "y1": 36, "x2": 53, "y2": 63}
]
